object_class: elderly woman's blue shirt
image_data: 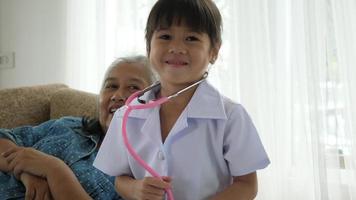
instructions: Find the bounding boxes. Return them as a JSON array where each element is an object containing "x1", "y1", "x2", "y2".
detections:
[{"x1": 0, "y1": 117, "x2": 121, "y2": 200}]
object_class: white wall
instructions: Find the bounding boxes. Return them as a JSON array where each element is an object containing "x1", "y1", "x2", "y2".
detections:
[{"x1": 0, "y1": 0, "x2": 67, "y2": 89}]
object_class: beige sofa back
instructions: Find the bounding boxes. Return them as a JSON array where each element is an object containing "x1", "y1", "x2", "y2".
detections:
[{"x1": 0, "y1": 84, "x2": 98, "y2": 129}]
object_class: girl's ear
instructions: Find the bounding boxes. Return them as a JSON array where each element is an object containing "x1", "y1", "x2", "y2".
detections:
[
  {"x1": 210, "y1": 43, "x2": 221, "y2": 64},
  {"x1": 210, "y1": 57, "x2": 217, "y2": 64}
]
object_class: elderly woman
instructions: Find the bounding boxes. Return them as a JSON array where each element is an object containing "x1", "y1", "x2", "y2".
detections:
[{"x1": 0, "y1": 55, "x2": 156, "y2": 199}]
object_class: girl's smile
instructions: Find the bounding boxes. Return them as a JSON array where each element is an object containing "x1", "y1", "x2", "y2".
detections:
[{"x1": 164, "y1": 56, "x2": 189, "y2": 68}]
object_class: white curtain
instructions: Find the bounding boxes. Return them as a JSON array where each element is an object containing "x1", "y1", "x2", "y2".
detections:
[
  {"x1": 65, "y1": 0, "x2": 356, "y2": 199},
  {"x1": 64, "y1": 0, "x2": 157, "y2": 93}
]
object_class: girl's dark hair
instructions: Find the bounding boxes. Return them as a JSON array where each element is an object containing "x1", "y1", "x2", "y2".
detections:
[
  {"x1": 145, "y1": 0, "x2": 222, "y2": 54},
  {"x1": 81, "y1": 116, "x2": 104, "y2": 138}
]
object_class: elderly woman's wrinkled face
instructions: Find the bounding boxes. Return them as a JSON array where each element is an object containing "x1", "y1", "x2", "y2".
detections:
[{"x1": 99, "y1": 63, "x2": 152, "y2": 132}]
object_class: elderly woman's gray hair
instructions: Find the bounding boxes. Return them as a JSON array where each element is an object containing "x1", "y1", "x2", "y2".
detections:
[{"x1": 101, "y1": 55, "x2": 157, "y2": 90}]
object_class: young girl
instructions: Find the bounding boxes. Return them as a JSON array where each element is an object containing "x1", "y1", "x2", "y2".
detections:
[{"x1": 94, "y1": 0, "x2": 270, "y2": 199}]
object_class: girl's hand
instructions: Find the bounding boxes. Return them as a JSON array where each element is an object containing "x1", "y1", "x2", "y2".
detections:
[
  {"x1": 20, "y1": 172, "x2": 53, "y2": 200},
  {"x1": 133, "y1": 176, "x2": 172, "y2": 200},
  {"x1": 1, "y1": 146, "x2": 58, "y2": 179}
]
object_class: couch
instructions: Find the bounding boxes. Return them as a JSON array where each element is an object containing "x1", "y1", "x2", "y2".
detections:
[{"x1": 0, "y1": 84, "x2": 98, "y2": 129}]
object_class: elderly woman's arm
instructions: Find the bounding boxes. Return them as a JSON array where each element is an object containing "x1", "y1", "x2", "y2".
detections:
[
  {"x1": 42, "y1": 155, "x2": 92, "y2": 200},
  {"x1": 0, "y1": 139, "x2": 16, "y2": 172},
  {"x1": 1, "y1": 139, "x2": 53, "y2": 199},
  {"x1": 2, "y1": 146, "x2": 92, "y2": 200}
]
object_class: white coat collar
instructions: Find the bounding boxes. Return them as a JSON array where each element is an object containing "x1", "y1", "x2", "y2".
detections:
[{"x1": 117, "y1": 80, "x2": 227, "y2": 120}]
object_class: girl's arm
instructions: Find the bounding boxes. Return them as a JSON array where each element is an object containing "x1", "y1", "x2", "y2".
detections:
[
  {"x1": 115, "y1": 175, "x2": 171, "y2": 200},
  {"x1": 210, "y1": 172, "x2": 258, "y2": 200},
  {"x1": 115, "y1": 175, "x2": 137, "y2": 200}
]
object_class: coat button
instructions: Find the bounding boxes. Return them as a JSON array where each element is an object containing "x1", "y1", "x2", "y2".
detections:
[{"x1": 158, "y1": 151, "x2": 165, "y2": 160}]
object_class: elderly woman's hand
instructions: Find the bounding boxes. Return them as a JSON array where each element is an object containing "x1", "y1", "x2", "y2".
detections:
[
  {"x1": 20, "y1": 172, "x2": 53, "y2": 200},
  {"x1": 2, "y1": 146, "x2": 91, "y2": 200},
  {"x1": 1, "y1": 146, "x2": 60, "y2": 179}
]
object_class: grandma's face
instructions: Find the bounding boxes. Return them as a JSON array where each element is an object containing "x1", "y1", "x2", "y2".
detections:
[{"x1": 99, "y1": 63, "x2": 152, "y2": 132}]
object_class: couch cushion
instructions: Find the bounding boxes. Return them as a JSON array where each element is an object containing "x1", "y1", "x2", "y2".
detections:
[
  {"x1": 0, "y1": 84, "x2": 68, "y2": 128},
  {"x1": 50, "y1": 88, "x2": 98, "y2": 119}
]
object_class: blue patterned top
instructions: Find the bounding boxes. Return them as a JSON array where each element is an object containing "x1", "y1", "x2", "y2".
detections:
[{"x1": 0, "y1": 117, "x2": 122, "y2": 200}]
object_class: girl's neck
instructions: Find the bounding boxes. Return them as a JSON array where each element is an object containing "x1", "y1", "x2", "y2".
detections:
[
  {"x1": 158, "y1": 84, "x2": 198, "y2": 143},
  {"x1": 158, "y1": 82, "x2": 199, "y2": 108}
]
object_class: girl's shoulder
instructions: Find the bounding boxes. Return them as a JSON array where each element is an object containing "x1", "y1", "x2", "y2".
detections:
[
  {"x1": 220, "y1": 96, "x2": 248, "y2": 118},
  {"x1": 203, "y1": 81, "x2": 245, "y2": 115}
]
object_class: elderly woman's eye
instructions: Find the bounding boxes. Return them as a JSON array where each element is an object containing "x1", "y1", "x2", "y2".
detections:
[{"x1": 105, "y1": 84, "x2": 118, "y2": 89}]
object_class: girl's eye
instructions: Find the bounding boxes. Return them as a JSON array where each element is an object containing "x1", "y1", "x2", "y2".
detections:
[
  {"x1": 128, "y1": 85, "x2": 140, "y2": 91},
  {"x1": 158, "y1": 34, "x2": 171, "y2": 40},
  {"x1": 186, "y1": 36, "x2": 199, "y2": 41}
]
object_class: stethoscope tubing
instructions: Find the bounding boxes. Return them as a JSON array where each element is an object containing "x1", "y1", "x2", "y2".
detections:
[
  {"x1": 122, "y1": 93, "x2": 174, "y2": 199},
  {"x1": 121, "y1": 73, "x2": 208, "y2": 200}
]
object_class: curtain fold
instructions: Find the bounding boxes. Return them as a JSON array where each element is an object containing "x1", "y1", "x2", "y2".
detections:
[
  {"x1": 64, "y1": 0, "x2": 99, "y2": 92},
  {"x1": 329, "y1": 0, "x2": 356, "y2": 199}
]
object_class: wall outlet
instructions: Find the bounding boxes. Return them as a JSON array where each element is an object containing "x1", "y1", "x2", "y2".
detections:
[{"x1": 0, "y1": 52, "x2": 15, "y2": 69}]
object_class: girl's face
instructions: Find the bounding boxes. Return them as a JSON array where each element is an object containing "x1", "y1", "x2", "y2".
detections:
[
  {"x1": 149, "y1": 24, "x2": 219, "y2": 89},
  {"x1": 99, "y1": 63, "x2": 151, "y2": 132}
]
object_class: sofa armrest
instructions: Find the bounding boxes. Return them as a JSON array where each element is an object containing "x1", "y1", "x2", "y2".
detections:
[{"x1": 0, "y1": 84, "x2": 68, "y2": 128}]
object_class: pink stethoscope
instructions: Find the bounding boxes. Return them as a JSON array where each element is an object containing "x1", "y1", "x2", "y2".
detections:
[{"x1": 121, "y1": 72, "x2": 208, "y2": 200}]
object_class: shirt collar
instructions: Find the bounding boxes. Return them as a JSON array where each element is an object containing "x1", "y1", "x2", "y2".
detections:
[
  {"x1": 186, "y1": 80, "x2": 227, "y2": 119},
  {"x1": 118, "y1": 80, "x2": 227, "y2": 120}
]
